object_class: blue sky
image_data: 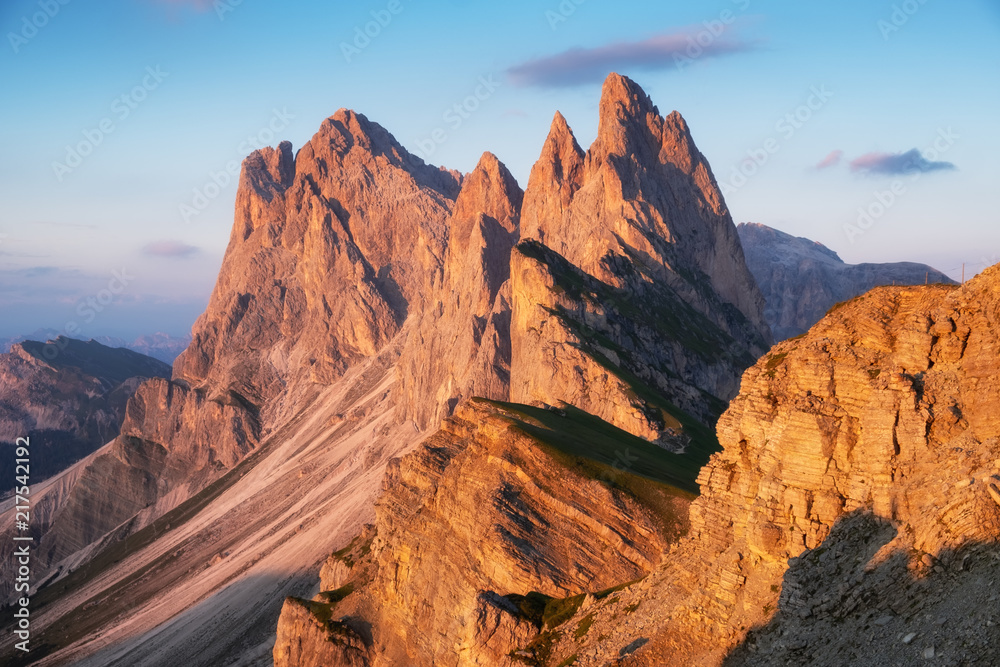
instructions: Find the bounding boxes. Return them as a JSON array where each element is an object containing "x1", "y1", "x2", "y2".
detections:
[{"x1": 1, "y1": 0, "x2": 998, "y2": 339}]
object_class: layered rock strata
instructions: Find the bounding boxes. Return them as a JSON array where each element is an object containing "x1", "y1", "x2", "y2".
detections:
[{"x1": 536, "y1": 265, "x2": 1000, "y2": 666}]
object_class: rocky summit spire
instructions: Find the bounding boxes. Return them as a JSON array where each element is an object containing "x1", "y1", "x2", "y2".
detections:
[
  {"x1": 519, "y1": 112, "x2": 585, "y2": 245},
  {"x1": 520, "y1": 73, "x2": 769, "y2": 342},
  {"x1": 396, "y1": 151, "x2": 523, "y2": 429}
]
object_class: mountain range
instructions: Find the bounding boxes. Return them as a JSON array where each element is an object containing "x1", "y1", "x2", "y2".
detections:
[
  {"x1": 1, "y1": 74, "x2": 995, "y2": 667},
  {"x1": 0, "y1": 331, "x2": 192, "y2": 365}
]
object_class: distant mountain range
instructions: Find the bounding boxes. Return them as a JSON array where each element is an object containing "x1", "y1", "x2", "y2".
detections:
[
  {"x1": 0, "y1": 337, "x2": 170, "y2": 496},
  {"x1": 0, "y1": 330, "x2": 192, "y2": 364},
  {"x1": 738, "y1": 222, "x2": 956, "y2": 340}
]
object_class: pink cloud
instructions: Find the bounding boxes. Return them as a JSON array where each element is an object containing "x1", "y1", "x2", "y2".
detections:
[{"x1": 815, "y1": 149, "x2": 843, "y2": 170}]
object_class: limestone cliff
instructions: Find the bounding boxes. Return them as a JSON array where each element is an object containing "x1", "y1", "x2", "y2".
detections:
[
  {"x1": 510, "y1": 76, "x2": 771, "y2": 444},
  {"x1": 532, "y1": 264, "x2": 1000, "y2": 666},
  {"x1": 399, "y1": 74, "x2": 771, "y2": 451},
  {"x1": 738, "y1": 222, "x2": 956, "y2": 340},
  {"x1": 274, "y1": 399, "x2": 695, "y2": 667}
]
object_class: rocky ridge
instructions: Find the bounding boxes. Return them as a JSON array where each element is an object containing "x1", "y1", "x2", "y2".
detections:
[
  {"x1": 3, "y1": 74, "x2": 773, "y2": 666},
  {"x1": 274, "y1": 399, "x2": 695, "y2": 667},
  {"x1": 286, "y1": 263, "x2": 1000, "y2": 666},
  {"x1": 527, "y1": 264, "x2": 1000, "y2": 665}
]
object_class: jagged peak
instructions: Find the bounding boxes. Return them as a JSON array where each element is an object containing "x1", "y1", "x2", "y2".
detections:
[
  {"x1": 597, "y1": 73, "x2": 659, "y2": 136},
  {"x1": 316, "y1": 108, "x2": 400, "y2": 155},
  {"x1": 540, "y1": 111, "x2": 585, "y2": 165},
  {"x1": 241, "y1": 140, "x2": 295, "y2": 191},
  {"x1": 299, "y1": 108, "x2": 461, "y2": 200},
  {"x1": 453, "y1": 151, "x2": 523, "y2": 233}
]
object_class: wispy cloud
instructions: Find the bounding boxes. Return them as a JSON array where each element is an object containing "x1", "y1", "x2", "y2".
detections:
[
  {"x1": 849, "y1": 148, "x2": 955, "y2": 176},
  {"x1": 142, "y1": 240, "x2": 199, "y2": 258},
  {"x1": 507, "y1": 26, "x2": 760, "y2": 88},
  {"x1": 815, "y1": 149, "x2": 843, "y2": 170}
]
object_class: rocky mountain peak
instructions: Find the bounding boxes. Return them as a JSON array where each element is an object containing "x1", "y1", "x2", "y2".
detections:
[
  {"x1": 738, "y1": 221, "x2": 843, "y2": 263},
  {"x1": 519, "y1": 112, "x2": 584, "y2": 242},
  {"x1": 233, "y1": 140, "x2": 295, "y2": 241},
  {"x1": 451, "y1": 151, "x2": 522, "y2": 236},
  {"x1": 597, "y1": 72, "x2": 659, "y2": 136},
  {"x1": 520, "y1": 73, "x2": 770, "y2": 342}
]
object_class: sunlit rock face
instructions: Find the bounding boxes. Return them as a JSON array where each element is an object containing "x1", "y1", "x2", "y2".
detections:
[
  {"x1": 402, "y1": 73, "x2": 772, "y2": 450},
  {"x1": 518, "y1": 265, "x2": 1000, "y2": 667}
]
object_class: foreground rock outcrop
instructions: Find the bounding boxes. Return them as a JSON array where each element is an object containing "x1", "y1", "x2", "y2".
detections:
[
  {"x1": 738, "y1": 222, "x2": 956, "y2": 340},
  {"x1": 278, "y1": 262, "x2": 1000, "y2": 666},
  {"x1": 532, "y1": 264, "x2": 1000, "y2": 666},
  {"x1": 274, "y1": 399, "x2": 695, "y2": 667}
]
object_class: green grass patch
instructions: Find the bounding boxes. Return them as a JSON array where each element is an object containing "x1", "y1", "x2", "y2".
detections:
[
  {"x1": 764, "y1": 352, "x2": 788, "y2": 378},
  {"x1": 478, "y1": 398, "x2": 703, "y2": 496},
  {"x1": 574, "y1": 613, "x2": 595, "y2": 639},
  {"x1": 316, "y1": 582, "x2": 354, "y2": 606}
]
